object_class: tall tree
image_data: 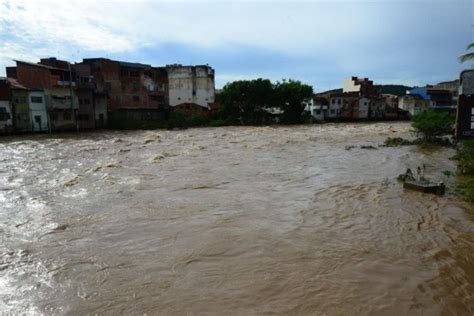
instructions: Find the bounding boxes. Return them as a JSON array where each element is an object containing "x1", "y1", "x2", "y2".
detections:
[
  {"x1": 217, "y1": 79, "x2": 273, "y2": 124},
  {"x1": 272, "y1": 80, "x2": 313, "y2": 124}
]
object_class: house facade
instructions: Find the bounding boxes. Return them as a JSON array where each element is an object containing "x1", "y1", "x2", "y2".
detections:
[
  {"x1": 78, "y1": 58, "x2": 169, "y2": 123},
  {"x1": 8, "y1": 59, "x2": 78, "y2": 131},
  {"x1": 28, "y1": 91, "x2": 49, "y2": 132},
  {"x1": 166, "y1": 64, "x2": 215, "y2": 109},
  {"x1": 398, "y1": 94, "x2": 430, "y2": 116}
]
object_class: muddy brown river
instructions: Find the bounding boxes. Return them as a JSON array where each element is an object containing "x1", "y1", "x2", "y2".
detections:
[{"x1": 0, "y1": 122, "x2": 473, "y2": 315}]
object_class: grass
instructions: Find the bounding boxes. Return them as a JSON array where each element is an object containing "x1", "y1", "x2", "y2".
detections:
[{"x1": 454, "y1": 140, "x2": 474, "y2": 202}]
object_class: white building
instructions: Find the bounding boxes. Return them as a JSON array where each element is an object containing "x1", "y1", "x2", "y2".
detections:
[
  {"x1": 166, "y1": 64, "x2": 215, "y2": 109},
  {"x1": 28, "y1": 91, "x2": 49, "y2": 132},
  {"x1": 398, "y1": 95, "x2": 430, "y2": 117},
  {"x1": 328, "y1": 96, "x2": 344, "y2": 118},
  {"x1": 304, "y1": 97, "x2": 328, "y2": 121}
]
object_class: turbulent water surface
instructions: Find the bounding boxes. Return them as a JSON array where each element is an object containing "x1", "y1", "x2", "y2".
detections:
[{"x1": 1, "y1": 122, "x2": 473, "y2": 314}]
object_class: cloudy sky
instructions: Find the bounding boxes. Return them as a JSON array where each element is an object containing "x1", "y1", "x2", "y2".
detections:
[{"x1": 0, "y1": 0, "x2": 472, "y2": 91}]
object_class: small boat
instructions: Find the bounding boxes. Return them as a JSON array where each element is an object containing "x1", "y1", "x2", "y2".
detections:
[{"x1": 403, "y1": 180, "x2": 445, "y2": 195}]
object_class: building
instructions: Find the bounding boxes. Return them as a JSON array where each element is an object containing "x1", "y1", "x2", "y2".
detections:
[
  {"x1": 73, "y1": 62, "x2": 106, "y2": 129},
  {"x1": 369, "y1": 97, "x2": 386, "y2": 119},
  {"x1": 28, "y1": 91, "x2": 49, "y2": 132},
  {"x1": 456, "y1": 70, "x2": 474, "y2": 138},
  {"x1": 305, "y1": 96, "x2": 329, "y2": 121},
  {"x1": 7, "y1": 58, "x2": 78, "y2": 131},
  {"x1": 434, "y1": 79, "x2": 459, "y2": 106},
  {"x1": 78, "y1": 58, "x2": 169, "y2": 124},
  {"x1": 343, "y1": 77, "x2": 378, "y2": 97},
  {"x1": 166, "y1": 64, "x2": 215, "y2": 109},
  {"x1": 357, "y1": 97, "x2": 370, "y2": 119},
  {"x1": 408, "y1": 86, "x2": 454, "y2": 112},
  {"x1": 0, "y1": 79, "x2": 13, "y2": 133},
  {"x1": 0, "y1": 77, "x2": 31, "y2": 132},
  {"x1": 398, "y1": 94, "x2": 430, "y2": 116}
]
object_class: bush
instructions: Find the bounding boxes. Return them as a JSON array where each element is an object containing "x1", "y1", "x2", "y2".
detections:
[
  {"x1": 187, "y1": 113, "x2": 210, "y2": 127},
  {"x1": 453, "y1": 140, "x2": 474, "y2": 202},
  {"x1": 383, "y1": 137, "x2": 414, "y2": 147},
  {"x1": 454, "y1": 140, "x2": 474, "y2": 175},
  {"x1": 411, "y1": 110, "x2": 454, "y2": 140},
  {"x1": 209, "y1": 119, "x2": 229, "y2": 127}
]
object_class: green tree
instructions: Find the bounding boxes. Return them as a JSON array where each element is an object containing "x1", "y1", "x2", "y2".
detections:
[
  {"x1": 272, "y1": 79, "x2": 313, "y2": 124},
  {"x1": 411, "y1": 109, "x2": 454, "y2": 140},
  {"x1": 216, "y1": 79, "x2": 273, "y2": 124},
  {"x1": 459, "y1": 43, "x2": 474, "y2": 63}
]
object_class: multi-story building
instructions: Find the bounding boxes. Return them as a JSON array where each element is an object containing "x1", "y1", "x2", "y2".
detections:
[
  {"x1": 78, "y1": 58, "x2": 169, "y2": 123},
  {"x1": 7, "y1": 58, "x2": 78, "y2": 131},
  {"x1": 28, "y1": 90, "x2": 49, "y2": 132},
  {"x1": 408, "y1": 86, "x2": 453, "y2": 111},
  {"x1": 305, "y1": 96, "x2": 329, "y2": 121},
  {"x1": 0, "y1": 77, "x2": 30, "y2": 132},
  {"x1": 72, "y1": 62, "x2": 107, "y2": 129},
  {"x1": 0, "y1": 78, "x2": 13, "y2": 133},
  {"x1": 166, "y1": 64, "x2": 215, "y2": 109},
  {"x1": 343, "y1": 77, "x2": 378, "y2": 97}
]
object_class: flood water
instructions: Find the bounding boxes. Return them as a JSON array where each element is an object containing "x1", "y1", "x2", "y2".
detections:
[{"x1": 1, "y1": 122, "x2": 473, "y2": 315}]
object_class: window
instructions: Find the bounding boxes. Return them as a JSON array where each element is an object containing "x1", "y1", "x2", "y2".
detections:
[
  {"x1": 130, "y1": 70, "x2": 140, "y2": 77},
  {"x1": 133, "y1": 95, "x2": 140, "y2": 102},
  {"x1": 332, "y1": 99, "x2": 335, "y2": 104},
  {"x1": 337, "y1": 99, "x2": 341, "y2": 105},
  {"x1": 330, "y1": 109, "x2": 335, "y2": 114},
  {"x1": 34, "y1": 115, "x2": 41, "y2": 123},
  {"x1": 120, "y1": 69, "x2": 129, "y2": 77},
  {"x1": 316, "y1": 110, "x2": 321, "y2": 115},
  {"x1": 78, "y1": 114, "x2": 89, "y2": 121},
  {"x1": 30, "y1": 96, "x2": 43, "y2": 103},
  {"x1": 50, "y1": 112, "x2": 58, "y2": 120}
]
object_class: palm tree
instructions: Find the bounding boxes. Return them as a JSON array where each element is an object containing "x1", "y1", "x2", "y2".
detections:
[{"x1": 459, "y1": 43, "x2": 474, "y2": 63}]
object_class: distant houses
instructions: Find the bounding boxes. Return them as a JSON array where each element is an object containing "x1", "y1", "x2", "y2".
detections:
[
  {"x1": 306, "y1": 76, "x2": 458, "y2": 122},
  {"x1": 306, "y1": 77, "x2": 395, "y2": 121},
  {"x1": 0, "y1": 59, "x2": 460, "y2": 133},
  {"x1": 0, "y1": 57, "x2": 215, "y2": 134}
]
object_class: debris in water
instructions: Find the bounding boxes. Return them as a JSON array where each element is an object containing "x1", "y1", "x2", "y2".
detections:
[
  {"x1": 64, "y1": 176, "x2": 81, "y2": 187},
  {"x1": 403, "y1": 180, "x2": 445, "y2": 195}
]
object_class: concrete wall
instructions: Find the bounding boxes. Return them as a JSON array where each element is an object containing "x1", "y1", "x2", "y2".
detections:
[
  {"x1": 167, "y1": 65, "x2": 215, "y2": 108},
  {"x1": 343, "y1": 77, "x2": 361, "y2": 93}
]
